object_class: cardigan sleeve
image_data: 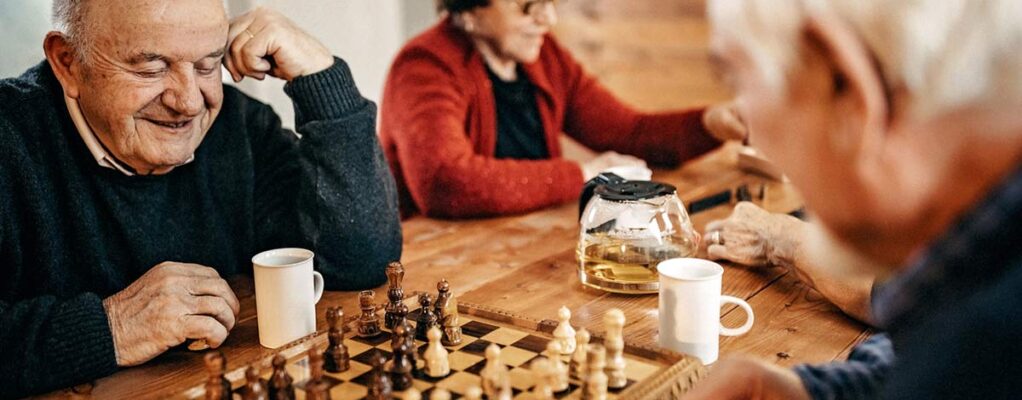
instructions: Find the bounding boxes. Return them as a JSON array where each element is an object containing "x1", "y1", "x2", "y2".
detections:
[
  {"x1": 382, "y1": 48, "x2": 586, "y2": 218},
  {"x1": 553, "y1": 39, "x2": 723, "y2": 167}
]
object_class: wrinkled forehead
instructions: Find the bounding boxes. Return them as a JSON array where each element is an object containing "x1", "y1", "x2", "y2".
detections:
[{"x1": 86, "y1": 0, "x2": 229, "y2": 61}]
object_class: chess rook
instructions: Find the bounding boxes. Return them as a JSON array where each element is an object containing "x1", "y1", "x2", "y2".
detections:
[
  {"x1": 324, "y1": 306, "x2": 350, "y2": 373},
  {"x1": 357, "y1": 290, "x2": 382, "y2": 338}
]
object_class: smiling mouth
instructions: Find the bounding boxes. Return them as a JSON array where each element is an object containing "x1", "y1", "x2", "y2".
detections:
[{"x1": 145, "y1": 118, "x2": 194, "y2": 130}]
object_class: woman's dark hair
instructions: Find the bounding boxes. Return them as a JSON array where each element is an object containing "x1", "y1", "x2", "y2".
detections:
[{"x1": 436, "y1": 0, "x2": 492, "y2": 13}]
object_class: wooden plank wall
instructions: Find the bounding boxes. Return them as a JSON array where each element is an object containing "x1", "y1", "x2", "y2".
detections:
[{"x1": 553, "y1": 0, "x2": 731, "y2": 110}]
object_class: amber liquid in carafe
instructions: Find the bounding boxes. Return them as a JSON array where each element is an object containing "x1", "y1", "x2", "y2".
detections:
[{"x1": 577, "y1": 232, "x2": 697, "y2": 294}]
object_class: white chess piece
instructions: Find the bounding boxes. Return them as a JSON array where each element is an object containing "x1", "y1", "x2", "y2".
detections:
[
  {"x1": 464, "y1": 386, "x2": 483, "y2": 400},
  {"x1": 423, "y1": 326, "x2": 450, "y2": 378},
  {"x1": 553, "y1": 306, "x2": 577, "y2": 355},
  {"x1": 481, "y1": 344, "x2": 511, "y2": 400},
  {"x1": 604, "y1": 309, "x2": 627, "y2": 389},
  {"x1": 571, "y1": 328, "x2": 591, "y2": 381},
  {"x1": 403, "y1": 388, "x2": 422, "y2": 400},
  {"x1": 530, "y1": 358, "x2": 554, "y2": 400},
  {"x1": 430, "y1": 388, "x2": 452, "y2": 400},
  {"x1": 544, "y1": 341, "x2": 570, "y2": 392},
  {"x1": 584, "y1": 345, "x2": 608, "y2": 400}
]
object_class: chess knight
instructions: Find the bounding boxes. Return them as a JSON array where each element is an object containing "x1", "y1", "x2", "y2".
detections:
[{"x1": 434, "y1": 279, "x2": 463, "y2": 346}]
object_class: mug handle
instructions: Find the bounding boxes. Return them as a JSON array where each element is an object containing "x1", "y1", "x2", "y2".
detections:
[
  {"x1": 719, "y1": 295, "x2": 754, "y2": 336},
  {"x1": 312, "y1": 271, "x2": 324, "y2": 304}
]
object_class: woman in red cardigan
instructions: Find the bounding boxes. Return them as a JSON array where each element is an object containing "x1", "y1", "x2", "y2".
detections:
[{"x1": 380, "y1": 0, "x2": 745, "y2": 218}]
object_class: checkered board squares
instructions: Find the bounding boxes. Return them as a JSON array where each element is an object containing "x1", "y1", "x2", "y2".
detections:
[{"x1": 184, "y1": 303, "x2": 692, "y2": 399}]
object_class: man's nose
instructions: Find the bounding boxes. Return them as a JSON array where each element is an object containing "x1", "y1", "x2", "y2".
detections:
[{"x1": 161, "y1": 66, "x2": 204, "y2": 117}]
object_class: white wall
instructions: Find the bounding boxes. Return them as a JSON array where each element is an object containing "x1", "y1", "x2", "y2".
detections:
[{"x1": 0, "y1": 1, "x2": 438, "y2": 129}]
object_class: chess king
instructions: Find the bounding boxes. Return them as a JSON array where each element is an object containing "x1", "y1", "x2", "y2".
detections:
[{"x1": 0, "y1": 0, "x2": 402, "y2": 396}]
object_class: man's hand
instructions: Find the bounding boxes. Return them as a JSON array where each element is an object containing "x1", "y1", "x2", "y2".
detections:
[
  {"x1": 102, "y1": 262, "x2": 240, "y2": 366},
  {"x1": 684, "y1": 356, "x2": 811, "y2": 400},
  {"x1": 703, "y1": 101, "x2": 748, "y2": 142},
  {"x1": 580, "y1": 151, "x2": 647, "y2": 181},
  {"x1": 224, "y1": 7, "x2": 334, "y2": 82},
  {"x1": 703, "y1": 202, "x2": 806, "y2": 269}
]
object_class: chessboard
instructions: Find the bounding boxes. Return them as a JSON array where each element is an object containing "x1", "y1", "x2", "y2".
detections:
[{"x1": 182, "y1": 298, "x2": 705, "y2": 399}]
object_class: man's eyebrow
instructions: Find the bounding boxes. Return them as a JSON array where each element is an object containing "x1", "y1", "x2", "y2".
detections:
[
  {"x1": 202, "y1": 49, "x2": 226, "y2": 60},
  {"x1": 127, "y1": 51, "x2": 167, "y2": 64}
]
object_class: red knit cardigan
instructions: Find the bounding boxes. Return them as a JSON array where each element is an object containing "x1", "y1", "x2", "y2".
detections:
[{"x1": 379, "y1": 18, "x2": 721, "y2": 219}]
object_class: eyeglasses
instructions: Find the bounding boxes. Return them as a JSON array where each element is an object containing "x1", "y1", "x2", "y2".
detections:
[{"x1": 511, "y1": 0, "x2": 557, "y2": 17}]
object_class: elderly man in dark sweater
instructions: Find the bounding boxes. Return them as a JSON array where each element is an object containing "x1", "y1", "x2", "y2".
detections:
[{"x1": 0, "y1": 1, "x2": 400, "y2": 396}]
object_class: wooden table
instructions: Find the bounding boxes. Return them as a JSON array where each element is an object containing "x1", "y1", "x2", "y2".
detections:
[{"x1": 46, "y1": 144, "x2": 870, "y2": 398}]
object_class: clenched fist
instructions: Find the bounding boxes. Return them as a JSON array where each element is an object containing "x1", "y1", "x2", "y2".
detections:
[
  {"x1": 223, "y1": 7, "x2": 334, "y2": 82},
  {"x1": 703, "y1": 201, "x2": 806, "y2": 268},
  {"x1": 102, "y1": 262, "x2": 240, "y2": 366}
]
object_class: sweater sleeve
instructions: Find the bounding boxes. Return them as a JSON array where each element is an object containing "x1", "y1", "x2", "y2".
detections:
[
  {"x1": 382, "y1": 49, "x2": 586, "y2": 218},
  {"x1": 554, "y1": 40, "x2": 722, "y2": 167},
  {"x1": 251, "y1": 57, "x2": 402, "y2": 291},
  {"x1": 793, "y1": 333, "x2": 895, "y2": 400},
  {"x1": 0, "y1": 294, "x2": 119, "y2": 398}
]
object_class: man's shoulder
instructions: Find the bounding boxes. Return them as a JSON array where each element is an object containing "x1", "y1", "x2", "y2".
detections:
[{"x1": 0, "y1": 62, "x2": 63, "y2": 161}]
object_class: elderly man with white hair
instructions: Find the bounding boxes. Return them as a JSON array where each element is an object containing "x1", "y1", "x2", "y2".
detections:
[
  {"x1": 685, "y1": 0, "x2": 1022, "y2": 399},
  {"x1": 0, "y1": 0, "x2": 400, "y2": 396}
]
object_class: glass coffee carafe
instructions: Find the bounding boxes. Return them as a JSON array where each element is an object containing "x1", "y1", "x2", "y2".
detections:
[{"x1": 577, "y1": 174, "x2": 700, "y2": 294}]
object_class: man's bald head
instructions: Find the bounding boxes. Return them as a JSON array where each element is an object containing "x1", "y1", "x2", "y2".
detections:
[{"x1": 52, "y1": 0, "x2": 228, "y2": 62}]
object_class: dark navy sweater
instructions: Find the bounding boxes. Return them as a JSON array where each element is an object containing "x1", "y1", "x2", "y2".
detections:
[{"x1": 0, "y1": 59, "x2": 402, "y2": 397}]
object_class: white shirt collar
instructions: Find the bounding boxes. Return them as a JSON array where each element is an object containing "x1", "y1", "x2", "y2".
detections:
[{"x1": 63, "y1": 95, "x2": 195, "y2": 176}]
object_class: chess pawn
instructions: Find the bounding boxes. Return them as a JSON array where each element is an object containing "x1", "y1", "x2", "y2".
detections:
[
  {"x1": 358, "y1": 290, "x2": 382, "y2": 337},
  {"x1": 434, "y1": 279, "x2": 463, "y2": 346},
  {"x1": 481, "y1": 344, "x2": 512, "y2": 400},
  {"x1": 390, "y1": 323, "x2": 415, "y2": 390},
  {"x1": 268, "y1": 354, "x2": 296, "y2": 400},
  {"x1": 415, "y1": 293, "x2": 439, "y2": 341},
  {"x1": 306, "y1": 349, "x2": 332, "y2": 400},
  {"x1": 394, "y1": 303, "x2": 418, "y2": 374},
  {"x1": 403, "y1": 388, "x2": 422, "y2": 400},
  {"x1": 324, "y1": 307, "x2": 350, "y2": 373},
  {"x1": 203, "y1": 351, "x2": 232, "y2": 400},
  {"x1": 603, "y1": 309, "x2": 627, "y2": 389},
  {"x1": 423, "y1": 326, "x2": 451, "y2": 378},
  {"x1": 543, "y1": 341, "x2": 569, "y2": 392},
  {"x1": 463, "y1": 386, "x2": 483, "y2": 400},
  {"x1": 241, "y1": 364, "x2": 268, "y2": 400},
  {"x1": 570, "y1": 328, "x2": 591, "y2": 381},
  {"x1": 430, "y1": 388, "x2": 452, "y2": 400},
  {"x1": 529, "y1": 358, "x2": 555, "y2": 400},
  {"x1": 582, "y1": 345, "x2": 608, "y2": 400},
  {"x1": 553, "y1": 306, "x2": 576, "y2": 355},
  {"x1": 385, "y1": 262, "x2": 405, "y2": 330},
  {"x1": 367, "y1": 351, "x2": 393, "y2": 400}
]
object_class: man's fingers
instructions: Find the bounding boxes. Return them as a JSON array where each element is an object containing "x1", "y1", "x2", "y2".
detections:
[
  {"x1": 240, "y1": 32, "x2": 274, "y2": 73},
  {"x1": 181, "y1": 315, "x2": 230, "y2": 348},
  {"x1": 707, "y1": 244, "x2": 729, "y2": 260},
  {"x1": 191, "y1": 295, "x2": 237, "y2": 331},
  {"x1": 187, "y1": 277, "x2": 240, "y2": 315}
]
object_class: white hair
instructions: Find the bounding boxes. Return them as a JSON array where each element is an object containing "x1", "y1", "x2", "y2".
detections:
[
  {"x1": 709, "y1": 0, "x2": 1022, "y2": 121},
  {"x1": 52, "y1": 0, "x2": 89, "y2": 60}
]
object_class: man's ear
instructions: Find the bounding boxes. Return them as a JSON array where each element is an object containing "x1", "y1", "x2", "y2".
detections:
[
  {"x1": 802, "y1": 11, "x2": 889, "y2": 159},
  {"x1": 43, "y1": 31, "x2": 83, "y2": 99}
]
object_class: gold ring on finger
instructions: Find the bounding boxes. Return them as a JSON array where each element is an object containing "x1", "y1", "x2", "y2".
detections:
[{"x1": 243, "y1": 29, "x2": 255, "y2": 39}]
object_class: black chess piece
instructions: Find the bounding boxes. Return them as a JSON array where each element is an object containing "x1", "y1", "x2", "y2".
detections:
[
  {"x1": 306, "y1": 348, "x2": 332, "y2": 400},
  {"x1": 389, "y1": 324, "x2": 414, "y2": 391},
  {"x1": 357, "y1": 290, "x2": 382, "y2": 337},
  {"x1": 384, "y1": 261, "x2": 405, "y2": 330},
  {"x1": 267, "y1": 354, "x2": 296, "y2": 400},
  {"x1": 323, "y1": 306, "x2": 350, "y2": 373},
  {"x1": 203, "y1": 350, "x2": 232, "y2": 400},
  {"x1": 393, "y1": 302, "x2": 418, "y2": 375},
  {"x1": 415, "y1": 293, "x2": 438, "y2": 341},
  {"x1": 366, "y1": 350, "x2": 393, "y2": 400},
  {"x1": 435, "y1": 279, "x2": 463, "y2": 346},
  {"x1": 241, "y1": 363, "x2": 268, "y2": 400}
]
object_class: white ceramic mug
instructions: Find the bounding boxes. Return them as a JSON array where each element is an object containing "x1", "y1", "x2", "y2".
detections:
[
  {"x1": 603, "y1": 165, "x2": 653, "y2": 181},
  {"x1": 252, "y1": 248, "x2": 324, "y2": 348},
  {"x1": 657, "y1": 258, "x2": 754, "y2": 364}
]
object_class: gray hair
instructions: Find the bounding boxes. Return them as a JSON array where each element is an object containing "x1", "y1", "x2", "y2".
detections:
[
  {"x1": 51, "y1": 0, "x2": 90, "y2": 60},
  {"x1": 709, "y1": 0, "x2": 1022, "y2": 121}
]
